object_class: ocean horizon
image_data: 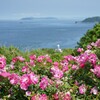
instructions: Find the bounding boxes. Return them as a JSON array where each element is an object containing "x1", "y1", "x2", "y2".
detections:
[{"x1": 0, "y1": 19, "x2": 95, "y2": 50}]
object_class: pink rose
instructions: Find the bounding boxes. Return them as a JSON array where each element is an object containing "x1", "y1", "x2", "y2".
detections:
[
  {"x1": 31, "y1": 94, "x2": 48, "y2": 100},
  {"x1": 62, "y1": 65, "x2": 69, "y2": 72},
  {"x1": 30, "y1": 60, "x2": 35, "y2": 66},
  {"x1": 39, "y1": 94, "x2": 48, "y2": 100},
  {"x1": 40, "y1": 77, "x2": 48, "y2": 90},
  {"x1": 50, "y1": 66, "x2": 63, "y2": 79},
  {"x1": 0, "y1": 71, "x2": 10, "y2": 78},
  {"x1": 64, "y1": 55, "x2": 74, "y2": 61},
  {"x1": 17, "y1": 56, "x2": 25, "y2": 62},
  {"x1": 64, "y1": 92, "x2": 71, "y2": 100},
  {"x1": 26, "y1": 91, "x2": 31, "y2": 96},
  {"x1": 95, "y1": 39, "x2": 100, "y2": 48},
  {"x1": 9, "y1": 73, "x2": 20, "y2": 85},
  {"x1": 20, "y1": 74, "x2": 31, "y2": 90},
  {"x1": 72, "y1": 65, "x2": 79, "y2": 70},
  {"x1": 0, "y1": 57, "x2": 6, "y2": 69},
  {"x1": 30, "y1": 54, "x2": 36, "y2": 60},
  {"x1": 77, "y1": 48, "x2": 84, "y2": 53},
  {"x1": 79, "y1": 84, "x2": 86, "y2": 94},
  {"x1": 37, "y1": 56, "x2": 45, "y2": 62},
  {"x1": 90, "y1": 65, "x2": 100, "y2": 78},
  {"x1": 90, "y1": 86, "x2": 98, "y2": 95},
  {"x1": 12, "y1": 57, "x2": 18, "y2": 64},
  {"x1": 31, "y1": 94, "x2": 38, "y2": 100},
  {"x1": 87, "y1": 45, "x2": 92, "y2": 50},
  {"x1": 29, "y1": 72, "x2": 39, "y2": 85},
  {"x1": 53, "y1": 62, "x2": 59, "y2": 67},
  {"x1": 53, "y1": 93, "x2": 59, "y2": 100},
  {"x1": 22, "y1": 66, "x2": 29, "y2": 73}
]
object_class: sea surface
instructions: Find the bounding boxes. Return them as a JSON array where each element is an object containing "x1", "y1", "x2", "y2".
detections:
[{"x1": 0, "y1": 19, "x2": 95, "y2": 50}]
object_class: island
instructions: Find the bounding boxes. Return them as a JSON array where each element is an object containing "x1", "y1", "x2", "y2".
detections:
[
  {"x1": 20, "y1": 17, "x2": 58, "y2": 21},
  {"x1": 82, "y1": 16, "x2": 100, "y2": 23},
  {"x1": 21, "y1": 17, "x2": 34, "y2": 20}
]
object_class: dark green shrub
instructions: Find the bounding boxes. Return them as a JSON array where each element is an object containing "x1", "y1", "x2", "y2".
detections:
[{"x1": 77, "y1": 23, "x2": 100, "y2": 49}]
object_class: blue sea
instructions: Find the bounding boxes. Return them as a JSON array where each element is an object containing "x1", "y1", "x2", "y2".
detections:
[{"x1": 0, "y1": 19, "x2": 95, "y2": 50}]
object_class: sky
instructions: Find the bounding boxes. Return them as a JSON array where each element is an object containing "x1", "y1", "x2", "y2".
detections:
[{"x1": 0, "y1": 0, "x2": 100, "y2": 20}]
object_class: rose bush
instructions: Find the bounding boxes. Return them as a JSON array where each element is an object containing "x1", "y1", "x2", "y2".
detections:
[{"x1": 0, "y1": 38, "x2": 100, "y2": 100}]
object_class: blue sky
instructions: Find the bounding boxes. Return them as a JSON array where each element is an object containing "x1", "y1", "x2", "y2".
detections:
[{"x1": 0, "y1": 0, "x2": 100, "y2": 20}]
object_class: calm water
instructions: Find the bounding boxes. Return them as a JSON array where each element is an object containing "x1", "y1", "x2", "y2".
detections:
[{"x1": 0, "y1": 19, "x2": 94, "y2": 50}]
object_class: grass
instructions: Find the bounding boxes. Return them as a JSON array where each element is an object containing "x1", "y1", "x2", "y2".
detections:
[{"x1": 0, "y1": 46, "x2": 74, "y2": 63}]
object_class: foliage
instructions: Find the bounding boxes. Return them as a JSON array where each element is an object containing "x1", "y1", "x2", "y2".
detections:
[{"x1": 77, "y1": 23, "x2": 100, "y2": 49}]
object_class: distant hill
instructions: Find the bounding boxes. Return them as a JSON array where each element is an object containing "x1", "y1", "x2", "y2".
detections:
[
  {"x1": 21, "y1": 17, "x2": 34, "y2": 20},
  {"x1": 21, "y1": 17, "x2": 58, "y2": 20},
  {"x1": 82, "y1": 16, "x2": 100, "y2": 23}
]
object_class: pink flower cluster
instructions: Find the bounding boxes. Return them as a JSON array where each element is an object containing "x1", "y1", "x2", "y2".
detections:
[
  {"x1": 31, "y1": 94, "x2": 48, "y2": 100},
  {"x1": 9, "y1": 73, "x2": 20, "y2": 85},
  {"x1": 94, "y1": 39, "x2": 100, "y2": 48},
  {"x1": 53, "y1": 92, "x2": 71, "y2": 100},
  {"x1": 77, "y1": 48, "x2": 84, "y2": 53},
  {"x1": 12, "y1": 56, "x2": 25, "y2": 64},
  {"x1": 40, "y1": 76, "x2": 49, "y2": 90},
  {"x1": 79, "y1": 84, "x2": 86, "y2": 94},
  {"x1": 87, "y1": 39, "x2": 100, "y2": 49},
  {"x1": 0, "y1": 54, "x2": 53, "y2": 92},
  {"x1": 90, "y1": 65, "x2": 100, "y2": 78},
  {"x1": 0, "y1": 56, "x2": 6, "y2": 69},
  {"x1": 20, "y1": 72, "x2": 39, "y2": 90},
  {"x1": 50, "y1": 66, "x2": 63, "y2": 79},
  {"x1": 90, "y1": 86, "x2": 98, "y2": 95}
]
